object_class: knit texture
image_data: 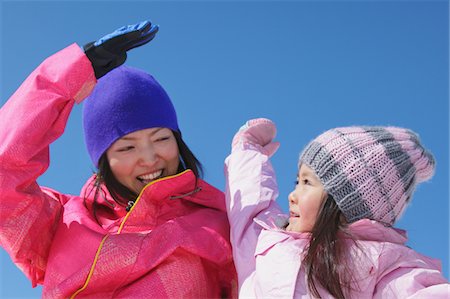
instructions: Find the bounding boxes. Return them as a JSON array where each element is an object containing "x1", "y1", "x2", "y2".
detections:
[
  {"x1": 83, "y1": 65, "x2": 179, "y2": 166},
  {"x1": 299, "y1": 126, "x2": 435, "y2": 225}
]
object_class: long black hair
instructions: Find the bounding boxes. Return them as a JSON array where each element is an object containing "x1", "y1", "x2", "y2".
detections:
[
  {"x1": 302, "y1": 195, "x2": 357, "y2": 299},
  {"x1": 87, "y1": 130, "x2": 203, "y2": 218}
]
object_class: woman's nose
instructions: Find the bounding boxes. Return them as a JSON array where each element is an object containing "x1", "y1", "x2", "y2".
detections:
[{"x1": 138, "y1": 146, "x2": 157, "y2": 165}]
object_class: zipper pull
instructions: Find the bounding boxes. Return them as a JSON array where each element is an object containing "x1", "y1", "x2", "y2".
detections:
[{"x1": 126, "y1": 200, "x2": 135, "y2": 212}]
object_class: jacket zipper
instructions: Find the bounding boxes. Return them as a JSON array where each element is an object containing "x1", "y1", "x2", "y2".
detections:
[
  {"x1": 70, "y1": 169, "x2": 194, "y2": 298},
  {"x1": 117, "y1": 169, "x2": 191, "y2": 234},
  {"x1": 69, "y1": 235, "x2": 109, "y2": 298}
]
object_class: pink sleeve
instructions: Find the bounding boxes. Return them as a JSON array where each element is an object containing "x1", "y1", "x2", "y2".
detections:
[
  {"x1": 0, "y1": 44, "x2": 96, "y2": 286},
  {"x1": 224, "y1": 142, "x2": 282, "y2": 291},
  {"x1": 374, "y1": 267, "x2": 449, "y2": 298},
  {"x1": 373, "y1": 248, "x2": 449, "y2": 298}
]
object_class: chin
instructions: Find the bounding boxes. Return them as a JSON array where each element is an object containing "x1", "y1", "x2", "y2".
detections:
[
  {"x1": 287, "y1": 224, "x2": 307, "y2": 233},
  {"x1": 286, "y1": 225, "x2": 297, "y2": 232}
]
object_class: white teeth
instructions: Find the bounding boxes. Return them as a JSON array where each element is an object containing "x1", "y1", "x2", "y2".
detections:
[{"x1": 138, "y1": 170, "x2": 162, "y2": 181}]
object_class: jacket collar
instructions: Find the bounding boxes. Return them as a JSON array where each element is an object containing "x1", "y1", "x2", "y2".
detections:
[{"x1": 80, "y1": 170, "x2": 225, "y2": 232}]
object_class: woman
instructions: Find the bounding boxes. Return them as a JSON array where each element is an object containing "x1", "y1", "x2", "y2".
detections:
[{"x1": 0, "y1": 20, "x2": 236, "y2": 298}]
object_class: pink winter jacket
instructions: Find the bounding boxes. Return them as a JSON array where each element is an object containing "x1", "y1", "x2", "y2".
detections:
[
  {"x1": 225, "y1": 142, "x2": 449, "y2": 298},
  {"x1": 0, "y1": 44, "x2": 237, "y2": 298}
]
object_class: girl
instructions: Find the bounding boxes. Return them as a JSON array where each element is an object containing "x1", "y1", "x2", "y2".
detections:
[
  {"x1": 225, "y1": 118, "x2": 448, "y2": 298},
  {"x1": 0, "y1": 21, "x2": 236, "y2": 298}
]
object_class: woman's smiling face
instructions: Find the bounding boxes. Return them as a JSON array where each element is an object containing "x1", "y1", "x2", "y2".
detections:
[
  {"x1": 286, "y1": 164, "x2": 327, "y2": 233},
  {"x1": 106, "y1": 127, "x2": 180, "y2": 194}
]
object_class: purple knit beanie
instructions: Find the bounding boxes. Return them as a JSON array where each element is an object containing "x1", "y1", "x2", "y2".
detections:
[
  {"x1": 83, "y1": 65, "x2": 179, "y2": 167},
  {"x1": 298, "y1": 126, "x2": 435, "y2": 226}
]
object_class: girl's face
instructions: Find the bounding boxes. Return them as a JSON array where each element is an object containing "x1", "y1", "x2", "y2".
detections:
[
  {"x1": 286, "y1": 164, "x2": 327, "y2": 233},
  {"x1": 106, "y1": 127, "x2": 180, "y2": 194}
]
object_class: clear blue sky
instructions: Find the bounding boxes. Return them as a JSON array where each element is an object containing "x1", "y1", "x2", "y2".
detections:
[{"x1": 1, "y1": 1, "x2": 448, "y2": 297}]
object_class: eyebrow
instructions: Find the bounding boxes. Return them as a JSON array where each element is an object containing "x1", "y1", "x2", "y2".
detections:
[
  {"x1": 119, "y1": 128, "x2": 165, "y2": 141},
  {"x1": 299, "y1": 170, "x2": 317, "y2": 181}
]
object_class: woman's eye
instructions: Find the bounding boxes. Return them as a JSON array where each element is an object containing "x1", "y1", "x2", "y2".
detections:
[
  {"x1": 155, "y1": 136, "x2": 170, "y2": 142},
  {"x1": 294, "y1": 179, "x2": 299, "y2": 186},
  {"x1": 302, "y1": 179, "x2": 311, "y2": 185},
  {"x1": 118, "y1": 146, "x2": 134, "y2": 152}
]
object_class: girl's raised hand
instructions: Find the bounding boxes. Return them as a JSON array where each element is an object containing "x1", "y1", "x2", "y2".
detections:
[{"x1": 232, "y1": 118, "x2": 280, "y2": 157}]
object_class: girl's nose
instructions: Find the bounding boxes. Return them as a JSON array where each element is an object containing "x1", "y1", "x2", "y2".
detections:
[{"x1": 288, "y1": 191, "x2": 297, "y2": 204}]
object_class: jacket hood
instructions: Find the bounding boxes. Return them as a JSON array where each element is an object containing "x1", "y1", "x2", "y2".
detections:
[
  {"x1": 254, "y1": 215, "x2": 408, "y2": 245},
  {"x1": 344, "y1": 219, "x2": 408, "y2": 245}
]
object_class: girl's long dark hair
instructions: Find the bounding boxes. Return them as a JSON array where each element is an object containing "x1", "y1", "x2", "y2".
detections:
[
  {"x1": 303, "y1": 195, "x2": 355, "y2": 299},
  {"x1": 88, "y1": 130, "x2": 203, "y2": 219}
]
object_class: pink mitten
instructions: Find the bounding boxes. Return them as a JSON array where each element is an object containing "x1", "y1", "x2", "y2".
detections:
[{"x1": 232, "y1": 118, "x2": 280, "y2": 156}]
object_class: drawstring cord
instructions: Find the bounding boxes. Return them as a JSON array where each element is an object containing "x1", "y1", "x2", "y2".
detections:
[{"x1": 169, "y1": 187, "x2": 202, "y2": 200}]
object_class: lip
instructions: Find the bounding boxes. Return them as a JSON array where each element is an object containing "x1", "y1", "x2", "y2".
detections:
[
  {"x1": 136, "y1": 169, "x2": 163, "y2": 182},
  {"x1": 289, "y1": 211, "x2": 300, "y2": 218}
]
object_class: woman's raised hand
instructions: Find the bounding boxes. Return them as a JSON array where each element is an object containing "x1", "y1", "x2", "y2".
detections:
[{"x1": 84, "y1": 20, "x2": 159, "y2": 79}]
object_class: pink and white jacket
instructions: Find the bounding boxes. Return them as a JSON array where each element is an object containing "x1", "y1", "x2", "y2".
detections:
[
  {"x1": 225, "y1": 142, "x2": 449, "y2": 298},
  {"x1": 0, "y1": 44, "x2": 237, "y2": 298}
]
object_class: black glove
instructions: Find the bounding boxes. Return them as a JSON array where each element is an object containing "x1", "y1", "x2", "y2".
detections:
[{"x1": 84, "y1": 20, "x2": 159, "y2": 79}]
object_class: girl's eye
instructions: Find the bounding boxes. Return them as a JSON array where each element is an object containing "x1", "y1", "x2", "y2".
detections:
[
  {"x1": 302, "y1": 179, "x2": 311, "y2": 185},
  {"x1": 294, "y1": 179, "x2": 299, "y2": 186}
]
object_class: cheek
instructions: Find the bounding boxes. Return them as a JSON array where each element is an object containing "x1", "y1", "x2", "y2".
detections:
[
  {"x1": 310, "y1": 195, "x2": 326, "y2": 218},
  {"x1": 168, "y1": 150, "x2": 180, "y2": 172},
  {"x1": 109, "y1": 156, "x2": 134, "y2": 178},
  {"x1": 161, "y1": 142, "x2": 180, "y2": 163},
  {"x1": 301, "y1": 193, "x2": 323, "y2": 216}
]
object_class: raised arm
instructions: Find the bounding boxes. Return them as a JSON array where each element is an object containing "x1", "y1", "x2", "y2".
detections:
[
  {"x1": 0, "y1": 44, "x2": 96, "y2": 286},
  {"x1": 224, "y1": 118, "x2": 283, "y2": 292},
  {"x1": 0, "y1": 20, "x2": 159, "y2": 286}
]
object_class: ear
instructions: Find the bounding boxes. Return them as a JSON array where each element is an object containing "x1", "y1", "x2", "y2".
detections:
[{"x1": 339, "y1": 214, "x2": 349, "y2": 226}]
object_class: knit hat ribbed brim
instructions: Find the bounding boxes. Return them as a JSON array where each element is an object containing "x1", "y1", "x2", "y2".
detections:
[{"x1": 299, "y1": 126, "x2": 435, "y2": 226}]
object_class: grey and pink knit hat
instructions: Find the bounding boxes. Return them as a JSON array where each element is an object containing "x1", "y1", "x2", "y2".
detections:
[{"x1": 299, "y1": 126, "x2": 435, "y2": 226}]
